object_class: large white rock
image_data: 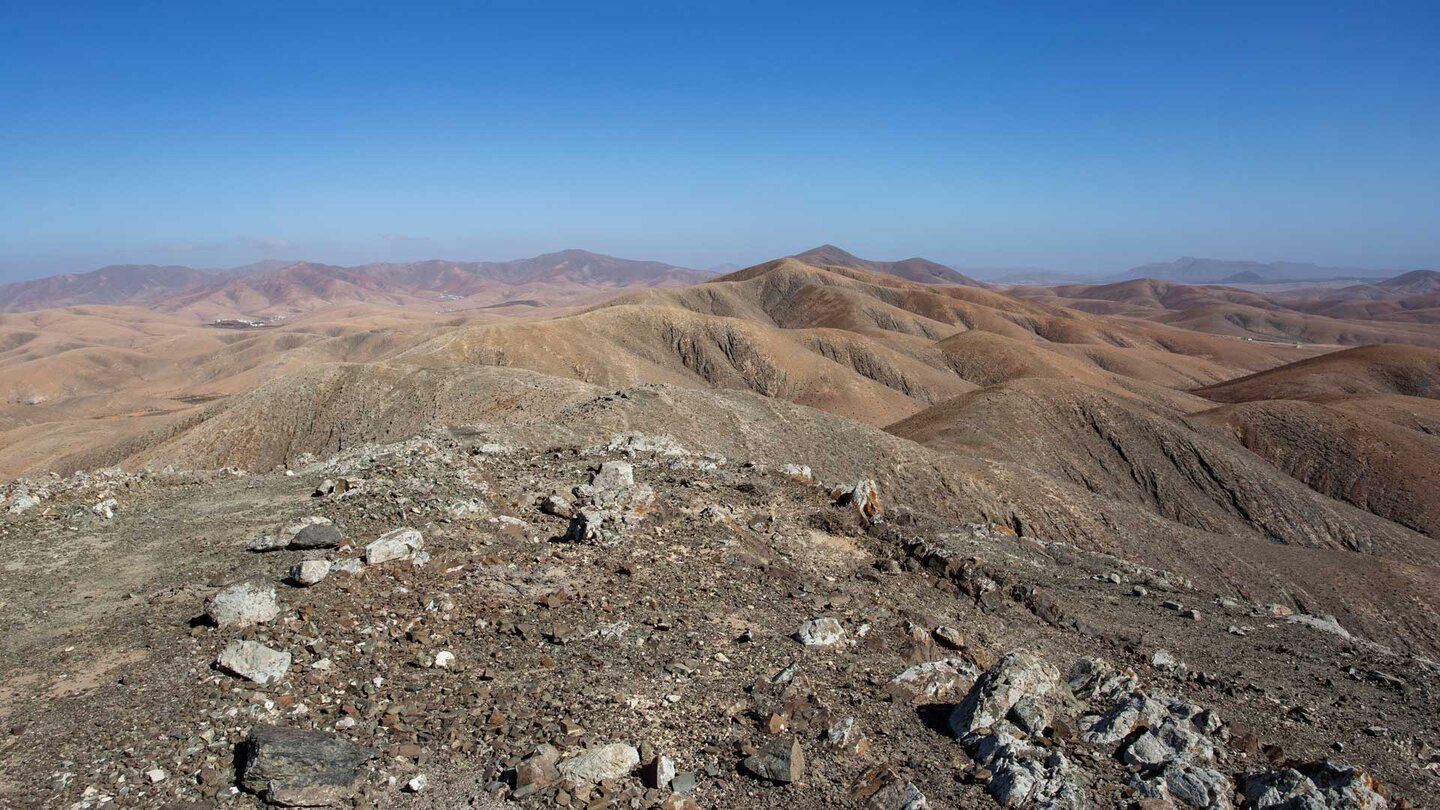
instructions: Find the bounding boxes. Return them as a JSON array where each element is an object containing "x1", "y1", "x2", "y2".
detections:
[
  {"x1": 592, "y1": 461, "x2": 635, "y2": 491},
  {"x1": 364, "y1": 528, "x2": 423, "y2": 564},
  {"x1": 216, "y1": 640, "x2": 291, "y2": 684},
  {"x1": 585, "y1": 461, "x2": 654, "y2": 511},
  {"x1": 206, "y1": 576, "x2": 280, "y2": 627},
  {"x1": 1121, "y1": 720, "x2": 1214, "y2": 769},
  {"x1": 557, "y1": 743, "x2": 640, "y2": 783},
  {"x1": 6, "y1": 493, "x2": 39, "y2": 514},
  {"x1": 290, "y1": 560, "x2": 331, "y2": 586},
  {"x1": 888, "y1": 658, "x2": 978, "y2": 702},
  {"x1": 795, "y1": 617, "x2": 846, "y2": 647},
  {"x1": 949, "y1": 651, "x2": 1061, "y2": 738}
]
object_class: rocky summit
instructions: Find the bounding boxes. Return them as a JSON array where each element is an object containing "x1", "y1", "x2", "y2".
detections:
[{"x1": 0, "y1": 425, "x2": 1436, "y2": 809}]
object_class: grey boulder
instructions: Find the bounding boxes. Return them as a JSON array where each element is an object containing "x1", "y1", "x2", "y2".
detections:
[{"x1": 238, "y1": 725, "x2": 370, "y2": 806}]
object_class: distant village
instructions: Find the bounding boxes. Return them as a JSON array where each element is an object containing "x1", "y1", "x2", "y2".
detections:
[{"x1": 207, "y1": 317, "x2": 278, "y2": 329}]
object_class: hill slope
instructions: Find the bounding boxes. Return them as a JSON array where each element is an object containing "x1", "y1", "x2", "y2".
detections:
[
  {"x1": 1193, "y1": 344, "x2": 1440, "y2": 403},
  {"x1": 791, "y1": 244, "x2": 984, "y2": 286}
]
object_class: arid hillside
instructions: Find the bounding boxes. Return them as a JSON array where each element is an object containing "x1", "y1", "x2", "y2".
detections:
[
  {"x1": 1014, "y1": 272, "x2": 1440, "y2": 347},
  {"x1": 4, "y1": 249, "x2": 1440, "y2": 810}
]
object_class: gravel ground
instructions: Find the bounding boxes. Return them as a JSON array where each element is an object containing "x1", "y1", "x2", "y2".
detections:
[{"x1": 1, "y1": 429, "x2": 1436, "y2": 809}]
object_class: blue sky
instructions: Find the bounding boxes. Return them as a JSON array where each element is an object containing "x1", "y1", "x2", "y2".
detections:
[{"x1": 1, "y1": 1, "x2": 1437, "y2": 280}]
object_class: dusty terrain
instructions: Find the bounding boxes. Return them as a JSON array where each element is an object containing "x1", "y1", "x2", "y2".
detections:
[
  {"x1": 2, "y1": 426, "x2": 1437, "y2": 809},
  {"x1": 2, "y1": 246, "x2": 1439, "y2": 809}
]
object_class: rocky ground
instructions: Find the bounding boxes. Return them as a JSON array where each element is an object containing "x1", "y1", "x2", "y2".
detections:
[{"x1": 1, "y1": 428, "x2": 1438, "y2": 809}]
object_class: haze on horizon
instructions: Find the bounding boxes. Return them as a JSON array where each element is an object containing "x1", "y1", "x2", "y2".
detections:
[{"x1": 2, "y1": 1, "x2": 1437, "y2": 282}]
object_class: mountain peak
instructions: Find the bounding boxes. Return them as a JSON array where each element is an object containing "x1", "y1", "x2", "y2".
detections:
[{"x1": 791, "y1": 245, "x2": 982, "y2": 286}]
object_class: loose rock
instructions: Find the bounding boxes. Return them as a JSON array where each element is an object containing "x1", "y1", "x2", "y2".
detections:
[
  {"x1": 206, "y1": 576, "x2": 280, "y2": 627},
  {"x1": 557, "y1": 742, "x2": 640, "y2": 784},
  {"x1": 290, "y1": 522, "x2": 342, "y2": 550},
  {"x1": 238, "y1": 725, "x2": 371, "y2": 806},
  {"x1": 216, "y1": 640, "x2": 292, "y2": 685},
  {"x1": 364, "y1": 527, "x2": 423, "y2": 564},
  {"x1": 795, "y1": 616, "x2": 845, "y2": 647},
  {"x1": 289, "y1": 560, "x2": 330, "y2": 586},
  {"x1": 741, "y1": 736, "x2": 805, "y2": 784}
]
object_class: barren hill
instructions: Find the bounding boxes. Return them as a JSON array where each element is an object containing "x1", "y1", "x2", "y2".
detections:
[
  {"x1": 1020, "y1": 274, "x2": 1440, "y2": 347},
  {"x1": 0, "y1": 264, "x2": 211, "y2": 311},
  {"x1": 886, "y1": 378, "x2": 1429, "y2": 559},
  {"x1": 1198, "y1": 398, "x2": 1440, "y2": 536},
  {"x1": 790, "y1": 244, "x2": 984, "y2": 286},
  {"x1": 1193, "y1": 344, "x2": 1440, "y2": 403}
]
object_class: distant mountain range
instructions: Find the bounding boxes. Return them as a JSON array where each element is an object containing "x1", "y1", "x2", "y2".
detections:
[
  {"x1": 1119, "y1": 256, "x2": 1399, "y2": 284},
  {"x1": 0, "y1": 250, "x2": 715, "y2": 315},
  {"x1": 6, "y1": 247, "x2": 1423, "y2": 316},
  {"x1": 0, "y1": 245, "x2": 988, "y2": 315}
]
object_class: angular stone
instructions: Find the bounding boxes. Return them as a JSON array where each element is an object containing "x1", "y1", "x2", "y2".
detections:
[
  {"x1": 780, "y1": 464, "x2": 814, "y2": 484},
  {"x1": 1240, "y1": 768, "x2": 1322, "y2": 808},
  {"x1": 949, "y1": 651, "x2": 1060, "y2": 739},
  {"x1": 540, "y1": 494, "x2": 574, "y2": 518},
  {"x1": 852, "y1": 766, "x2": 929, "y2": 809},
  {"x1": 795, "y1": 617, "x2": 845, "y2": 647},
  {"x1": 216, "y1": 640, "x2": 292, "y2": 685},
  {"x1": 850, "y1": 478, "x2": 883, "y2": 522},
  {"x1": 933, "y1": 626, "x2": 965, "y2": 650},
  {"x1": 364, "y1": 527, "x2": 423, "y2": 564},
  {"x1": 290, "y1": 523, "x2": 342, "y2": 550},
  {"x1": 238, "y1": 725, "x2": 371, "y2": 806},
  {"x1": 826, "y1": 717, "x2": 869, "y2": 755},
  {"x1": 1305, "y1": 762, "x2": 1387, "y2": 809},
  {"x1": 290, "y1": 560, "x2": 330, "y2": 586},
  {"x1": 1080, "y1": 691, "x2": 1170, "y2": 744},
  {"x1": 887, "y1": 658, "x2": 978, "y2": 703},
  {"x1": 7, "y1": 492, "x2": 40, "y2": 514},
  {"x1": 333, "y1": 558, "x2": 364, "y2": 576},
  {"x1": 206, "y1": 576, "x2": 280, "y2": 628},
  {"x1": 592, "y1": 461, "x2": 635, "y2": 493},
  {"x1": 1162, "y1": 765, "x2": 1233, "y2": 809},
  {"x1": 741, "y1": 736, "x2": 804, "y2": 784},
  {"x1": 513, "y1": 744, "x2": 561, "y2": 798},
  {"x1": 1122, "y1": 721, "x2": 1214, "y2": 771},
  {"x1": 639, "y1": 754, "x2": 676, "y2": 789},
  {"x1": 986, "y1": 748, "x2": 1083, "y2": 809},
  {"x1": 557, "y1": 742, "x2": 639, "y2": 783}
]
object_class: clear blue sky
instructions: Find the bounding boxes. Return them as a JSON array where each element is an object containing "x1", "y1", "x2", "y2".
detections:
[{"x1": 2, "y1": 1, "x2": 1436, "y2": 280}]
